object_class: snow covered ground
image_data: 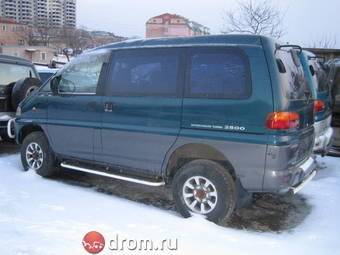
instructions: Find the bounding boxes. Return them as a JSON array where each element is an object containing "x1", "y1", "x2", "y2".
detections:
[{"x1": 0, "y1": 149, "x2": 340, "y2": 255}]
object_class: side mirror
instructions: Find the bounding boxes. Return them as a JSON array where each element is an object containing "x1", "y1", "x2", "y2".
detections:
[{"x1": 50, "y1": 76, "x2": 60, "y2": 95}]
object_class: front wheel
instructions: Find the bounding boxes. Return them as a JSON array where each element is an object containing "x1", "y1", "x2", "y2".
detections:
[
  {"x1": 172, "y1": 159, "x2": 236, "y2": 223},
  {"x1": 21, "y1": 131, "x2": 59, "y2": 177}
]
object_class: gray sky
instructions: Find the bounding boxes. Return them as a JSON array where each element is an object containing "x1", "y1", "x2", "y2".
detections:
[{"x1": 77, "y1": 0, "x2": 340, "y2": 48}]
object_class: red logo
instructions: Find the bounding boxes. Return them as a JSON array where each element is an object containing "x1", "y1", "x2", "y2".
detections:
[{"x1": 82, "y1": 231, "x2": 105, "y2": 254}]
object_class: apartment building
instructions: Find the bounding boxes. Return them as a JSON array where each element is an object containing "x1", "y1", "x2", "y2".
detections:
[
  {"x1": 0, "y1": 16, "x2": 27, "y2": 46},
  {"x1": 0, "y1": 0, "x2": 76, "y2": 27},
  {"x1": 146, "y1": 13, "x2": 210, "y2": 38}
]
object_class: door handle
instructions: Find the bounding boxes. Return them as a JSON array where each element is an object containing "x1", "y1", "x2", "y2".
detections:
[{"x1": 104, "y1": 102, "x2": 117, "y2": 112}]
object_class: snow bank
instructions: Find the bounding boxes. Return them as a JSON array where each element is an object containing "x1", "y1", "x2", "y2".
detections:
[{"x1": 0, "y1": 154, "x2": 339, "y2": 255}]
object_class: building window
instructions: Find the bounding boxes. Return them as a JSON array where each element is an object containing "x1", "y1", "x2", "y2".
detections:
[
  {"x1": 18, "y1": 39, "x2": 25, "y2": 46},
  {"x1": 2, "y1": 25, "x2": 7, "y2": 31},
  {"x1": 41, "y1": 52, "x2": 47, "y2": 61}
]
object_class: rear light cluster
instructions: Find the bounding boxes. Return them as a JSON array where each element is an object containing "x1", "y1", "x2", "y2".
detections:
[
  {"x1": 266, "y1": 112, "x2": 300, "y2": 130},
  {"x1": 314, "y1": 100, "x2": 325, "y2": 113}
]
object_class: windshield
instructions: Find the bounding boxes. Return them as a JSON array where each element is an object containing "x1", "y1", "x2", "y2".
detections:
[
  {"x1": 0, "y1": 62, "x2": 37, "y2": 86},
  {"x1": 276, "y1": 49, "x2": 310, "y2": 100}
]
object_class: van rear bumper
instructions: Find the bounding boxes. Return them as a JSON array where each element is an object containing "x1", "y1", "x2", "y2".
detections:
[
  {"x1": 263, "y1": 152, "x2": 316, "y2": 193},
  {"x1": 314, "y1": 116, "x2": 333, "y2": 154}
]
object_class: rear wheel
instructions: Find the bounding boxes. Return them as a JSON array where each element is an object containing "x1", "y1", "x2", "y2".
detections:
[
  {"x1": 172, "y1": 159, "x2": 236, "y2": 223},
  {"x1": 21, "y1": 131, "x2": 59, "y2": 177}
]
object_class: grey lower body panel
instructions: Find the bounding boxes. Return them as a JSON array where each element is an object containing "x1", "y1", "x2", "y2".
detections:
[{"x1": 163, "y1": 134, "x2": 268, "y2": 192}]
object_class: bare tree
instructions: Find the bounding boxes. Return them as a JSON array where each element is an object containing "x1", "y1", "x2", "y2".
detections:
[
  {"x1": 311, "y1": 34, "x2": 337, "y2": 49},
  {"x1": 222, "y1": 0, "x2": 285, "y2": 39}
]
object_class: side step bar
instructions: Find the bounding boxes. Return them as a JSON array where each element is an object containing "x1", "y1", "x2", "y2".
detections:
[{"x1": 60, "y1": 162, "x2": 165, "y2": 187}]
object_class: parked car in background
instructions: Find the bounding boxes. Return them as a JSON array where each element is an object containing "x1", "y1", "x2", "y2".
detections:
[
  {"x1": 0, "y1": 55, "x2": 42, "y2": 142},
  {"x1": 35, "y1": 65, "x2": 58, "y2": 84},
  {"x1": 299, "y1": 50, "x2": 333, "y2": 155},
  {"x1": 12, "y1": 35, "x2": 316, "y2": 223}
]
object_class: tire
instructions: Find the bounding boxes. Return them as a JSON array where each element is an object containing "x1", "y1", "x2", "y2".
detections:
[
  {"x1": 172, "y1": 159, "x2": 236, "y2": 223},
  {"x1": 21, "y1": 131, "x2": 59, "y2": 177},
  {"x1": 11, "y1": 78, "x2": 42, "y2": 110}
]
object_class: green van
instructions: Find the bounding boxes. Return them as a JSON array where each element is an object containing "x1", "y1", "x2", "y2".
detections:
[
  {"x1": 299, "y1": 50, "x2": 333, "y2": 155},
  {"x1": 11, "y1": 35, "x2": 316, "y2": 223}
]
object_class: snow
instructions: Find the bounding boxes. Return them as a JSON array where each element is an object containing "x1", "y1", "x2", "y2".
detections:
[{"x1": 0, "y1": 152, "x2": 340, "y2": 255}]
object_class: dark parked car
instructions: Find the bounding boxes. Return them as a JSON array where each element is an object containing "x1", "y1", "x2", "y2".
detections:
[
  {"x1": 327, "y1": 60, "x2": 340, "y2": 155},
  {"x1": 0, "y1": 54, "x2": 41, "y2": 142},
  {"x1": 11, "y1": 35, "x2": 316, "y2": 223}
]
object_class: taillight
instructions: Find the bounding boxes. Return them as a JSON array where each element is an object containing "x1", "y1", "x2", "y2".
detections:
[
  {"x1": 266, "y1": 112, "x2": 300, "y2": 130},
  {"x1": 314, "y1": 100, "x2": 325, "y2": 113}
]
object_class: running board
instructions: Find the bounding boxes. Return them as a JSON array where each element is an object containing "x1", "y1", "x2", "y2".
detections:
[{"x1": 60, "y1": 162, "x2": 165, "y2": 187}]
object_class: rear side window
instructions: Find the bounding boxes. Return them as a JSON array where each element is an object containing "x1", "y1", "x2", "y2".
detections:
[
  {"x1": 108, "y1": 48, "x2": 179, "y2": 96},
  {"x1": 313, "y1": 62, "x2": 329, "y2": 92},
  {"x1": 185, "y1": 48, "x2": 251, "y2": 99},
  {"x1": 276, "y1": 50, "x2": 310, "y2": 100}
]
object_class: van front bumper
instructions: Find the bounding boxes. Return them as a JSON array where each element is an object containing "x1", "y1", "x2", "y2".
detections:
[
  {"x1": 0, "y1": 112, "x2": 15, "y2": 129},
  {"x1": 6, "y1": 118, "x2": 16, "y2": 139}
]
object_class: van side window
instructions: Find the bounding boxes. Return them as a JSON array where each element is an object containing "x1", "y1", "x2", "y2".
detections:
[
  {"x1": 58, "y1": 50, "x2": 110, "y2": 94},
  {"x1": 185, "y1": 48, "x2": 251, "y2": 99},
  {"x1": 108, "y1": 49, "x2": 179, "y2": 96}
]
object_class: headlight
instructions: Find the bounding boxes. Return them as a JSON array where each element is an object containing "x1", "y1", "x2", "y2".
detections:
[{"x1": 16, "y1": 106, "x2": 21, "y2": 117}]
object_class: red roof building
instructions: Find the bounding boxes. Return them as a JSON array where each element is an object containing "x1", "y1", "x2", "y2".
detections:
[{"x1": 146, "y1": 13, "x2": 210, "y2": 38}]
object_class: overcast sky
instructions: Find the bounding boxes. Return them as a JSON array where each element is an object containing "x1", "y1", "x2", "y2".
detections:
[{"x1": 77, "y1": 0, "x2": 340, "y2": 48}]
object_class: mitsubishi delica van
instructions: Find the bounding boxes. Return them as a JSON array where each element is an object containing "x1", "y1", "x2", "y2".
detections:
[
  {"x1": 299, "y1": 50, "x2": 333, "y2": 155},
  {"x1": 11, "y1": 35, "x2": 316, "y2": 223}
]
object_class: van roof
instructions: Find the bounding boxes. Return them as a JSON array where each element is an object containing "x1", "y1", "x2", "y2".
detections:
[
  {"x1": 97, "y1": 34, "x2": 268, "y2": 50},
  {"x1": 0, "y1": 54, "x2": 33, "y2": 66}
]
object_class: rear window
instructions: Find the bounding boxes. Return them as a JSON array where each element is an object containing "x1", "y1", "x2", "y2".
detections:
[
  {"x1": 185, "y1": 48, "x2": 251, "y2": 99},
  {"x1": 0, "y1": 62, "x2": 37, "y2": 86},
  {"x1": 313, "y1": 61, "x2": 329, "y2": 92},
  {"x1": 276, "y1": 50, "x2": 310, "y2": 100}
]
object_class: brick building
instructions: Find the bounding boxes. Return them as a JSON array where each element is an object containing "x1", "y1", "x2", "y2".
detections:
[
  {"x1": 0, "y1": 16, "x2": 27, "y2": 46},
  {"x1": 0, "y1": 45, "x2": 56, "y2": 64},
  {"x1": 146, "y1": 13, "x2": 210, "y2": 38}
]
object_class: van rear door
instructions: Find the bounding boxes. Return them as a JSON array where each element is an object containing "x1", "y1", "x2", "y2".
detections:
[
  {"x1": 276, "y1": 49, "x2": 314, "y2": 130},
  {"x1": 275, "y1": 49, "x2": 315, "y2": 164}
]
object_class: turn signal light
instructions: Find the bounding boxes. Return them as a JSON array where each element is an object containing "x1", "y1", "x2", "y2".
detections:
[
  {"x1": 314, "y1": 100, "x2": 325, "y2": 113},
  {"x1": 266, "y1": 112, "x2": 300, "y2": 130}
]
